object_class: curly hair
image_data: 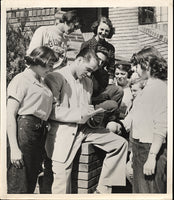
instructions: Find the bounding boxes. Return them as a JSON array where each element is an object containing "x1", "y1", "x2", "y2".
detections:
[
  {"x1": 130, "y1": 46, "x2": 167, "y2": 80},
  {"x1": 91, "y1": 16, "x2": 115, "y2": 39},
  {"x1": 149, "y1": 56, "x2": 167, "y2": 80}
]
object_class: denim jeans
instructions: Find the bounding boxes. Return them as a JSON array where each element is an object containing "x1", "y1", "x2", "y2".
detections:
[
  {"x1": 7, "y1": 115, "x2": 48, "y2": 194},
  {"x1": 132, "y1": 139, "x2": 167, "y2": 193}
]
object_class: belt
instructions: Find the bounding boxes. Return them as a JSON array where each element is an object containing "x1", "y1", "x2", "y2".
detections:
[{"x1": 18, "y1": 115, "x2": 46, "y2": 126}]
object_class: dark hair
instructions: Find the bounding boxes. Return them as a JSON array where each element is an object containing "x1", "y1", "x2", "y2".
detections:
[
  {"x1": 60, "y1": 10, "x2": 81, "y2": 26},
  {"x1": 130, "y1": 46, "x2": 167, "y2": 80},
  {"x1": 96, "y1": 45, "x2": 109, "y2": 58},
  {"x1": 115, "y1": 61, "x2": 133, "y2": 78},
  {"x1": 25, "y1": 46, "x2": 57, "y2": 68},
  {"x1": 91, "y1": 16, "x2": 115, "y2": 39},
  {"x1": 76, "y1": 47, "x2": 99, "y2": 63}
]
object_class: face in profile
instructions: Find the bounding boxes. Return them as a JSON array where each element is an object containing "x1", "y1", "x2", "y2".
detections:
[
  {"x1": 131, "y1": 83, "x2": 142, "y2": 99},
  {"x1": 34, "y1": 60, "x2": 54, "y2": 78},
  {"x1": 97, "y1": 22, "x2": 110, "y2": 40},
  {"x1": 76, "y1": 57, "x2": 98, "y2": 79},
  {"x1": 134, "y1": 64, "x2": 149, "y2": 80},
  {"x1": 115, "y1": 68, "x2": 128, "y2": 87},
  {"x1": 64, "y1": 21, "x2": 79, "y2": 35}
]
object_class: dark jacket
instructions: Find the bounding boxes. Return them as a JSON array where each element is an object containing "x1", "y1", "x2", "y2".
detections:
[{"x1": 81, "y1": 36, "x2": 115, "y2": 79}]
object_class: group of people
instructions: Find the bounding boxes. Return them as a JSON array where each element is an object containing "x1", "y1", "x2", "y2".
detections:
[{"x1": 7, "y1": 10, "x2": 168, "y2": 194}]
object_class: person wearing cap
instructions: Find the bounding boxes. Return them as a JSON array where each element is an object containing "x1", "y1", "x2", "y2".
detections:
[
  {"x1": 7, "y1": 46, "x2": 57, "y2": 193},
  {"x1": 44, "y1": 47, "x2": 128, "y2": 194},
  {"x1": 27, "y1": 10, "x2": 81, "y2": 69}
]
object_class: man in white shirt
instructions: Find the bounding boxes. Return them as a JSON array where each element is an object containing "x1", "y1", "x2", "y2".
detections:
[{"x1": 27, "y1": 10, "x2": 81, "y2": 69}]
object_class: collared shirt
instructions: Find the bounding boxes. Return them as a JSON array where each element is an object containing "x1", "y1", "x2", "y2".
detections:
[
  {"x1": 124, "y1": 78, "x2": 167, "y2": 143},
  {"x1": 7, "y1": 68, "x2": 53, "y2": 121}
]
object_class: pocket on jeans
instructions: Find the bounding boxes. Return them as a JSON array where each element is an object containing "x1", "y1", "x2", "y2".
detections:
[
  {"x1": 24, "y1": 120, "x2": 42, "y2": 131},
  {"x1": 18, "y1": 120, "x2": 43, "y2": 145}
]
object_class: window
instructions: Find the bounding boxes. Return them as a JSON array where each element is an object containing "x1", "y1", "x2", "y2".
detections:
[
  {"x1": 138, "y1": 7, "x2": 156, "y2": 25},
  {"x1": 61, "y1": 8, "x2": 108, "y2": 33}
]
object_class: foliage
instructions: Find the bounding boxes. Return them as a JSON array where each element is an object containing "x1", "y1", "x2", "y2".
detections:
[{"x1": 6, "y1": 23, "x2": 32, "y2": 85}]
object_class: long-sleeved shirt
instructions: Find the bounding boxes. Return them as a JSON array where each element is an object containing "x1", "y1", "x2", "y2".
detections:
[{"x1": 123, "y1": 78, "x2": 167, "y2": 143}]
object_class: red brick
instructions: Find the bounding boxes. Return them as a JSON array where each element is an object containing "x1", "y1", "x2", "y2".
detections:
[
  {"x1": 77, "y1": 184, "x2": 98, "y2": 193},
  {"x1": 45, "y1": 8, "x2": 50, "y2": 15},
  {"x1": 78, "y1": 160, "x2": 102, "y2": 172},
  {"x1": 81, "y1": 143, "x2": 95, "y2": 155},
  {"x1": 79, "y1": 153, "x2": 98, "y2": 163},
  {"x1": 76, "y1": 175, "x2": 99, "y2": 189},
  {"x1": 28, "y1": 10, "x2": 33, "y2": 17},
  {"x1": 37, "y1": 9, "x2": 42, "y2": 16},
  {"x1": 49, "y1": 21, "x2": 55, "y2": 25},
  {"x1": 77, "y1": 167, "x2": 102, "y2": 180},
  {"x1": 42, "y1": 15, "x2": 55, "y2": 21},
  {"x1": 41, "y1": 9, "x2": 46, "y2": 16},
  {"x1": 50, "y1": 8, "x2": 55, "y2": 15}
]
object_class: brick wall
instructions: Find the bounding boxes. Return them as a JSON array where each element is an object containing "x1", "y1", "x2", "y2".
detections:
[
  {"x1": 7, "y1": 8, "x2": 56, "y2": 32},
  {"x1": 6, "y1": 8, "x2": 84, "y2": 60},
  {"x1": 72, "y1": 143, "x2": 102, "y2": 193},
  {"x1": 7, "y1": 7, "x2": 168, "y2": 61}
]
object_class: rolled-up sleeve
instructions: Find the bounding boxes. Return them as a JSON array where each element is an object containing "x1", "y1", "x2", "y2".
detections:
[{"x1": 7, "y1": 75, "x2": 26, "y2": 103}]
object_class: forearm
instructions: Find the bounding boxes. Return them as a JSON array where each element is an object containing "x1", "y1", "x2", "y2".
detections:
[
  {"x1": 7, "y1": 116, "x2": 19, "y2": 150},
  {"x1": 120, "y1": 114, "x2": 132, "y2": 131},
  {"x1": 148, "y1": 133, "x2": 165, "y2": 157},
  {"x1": 7, "y1": 99, "x2": 20, "y2": 151},
  {"x1": 50, "y1": 105, "x2": 82, "y2": 123}
]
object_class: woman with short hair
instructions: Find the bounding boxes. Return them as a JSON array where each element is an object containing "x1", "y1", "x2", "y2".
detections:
[{"x1": 7, "y1": 46, "x2": 57, "y2": 193}]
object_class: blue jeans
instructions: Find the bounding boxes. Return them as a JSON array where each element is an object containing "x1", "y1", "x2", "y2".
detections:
[
  {"x1": 132, "y1": 139, "x2": 167, "y2": 193},
  {"x1": 7, "y1": 115, "x2": 48, "y2": 193}
]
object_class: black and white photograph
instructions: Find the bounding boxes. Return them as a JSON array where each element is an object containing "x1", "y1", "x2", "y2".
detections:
[{"x1": 0, "y1": 0, "x2": 173, "y2": 199}]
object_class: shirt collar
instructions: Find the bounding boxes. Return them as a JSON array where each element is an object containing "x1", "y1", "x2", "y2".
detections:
[{"x1": 23, "y1": 68, "x2": 41, "y2": 85}]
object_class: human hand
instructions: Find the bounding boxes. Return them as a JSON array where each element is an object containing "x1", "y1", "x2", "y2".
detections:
[
  {"x1": 87, "y1": 112, "x2": 104, "y2": 128},
  {"x1": 126, "y1": 160, "x2": 133, "y2": 183},
  {"x1": 11, "y1": 148, "x2": 24, "y2": 168},
  {"x1": 143, "y1": 154, "x2": 156, "y2": 176},
  {"x1": 106, "y1": 121, "x2": 122, "y2": 134},
  {"x1": 79, "y1": 105, "x2": 95, "y2": 124},
  {"x1": 108, "y1": 78, "x2": 114, "y2": 85}
]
